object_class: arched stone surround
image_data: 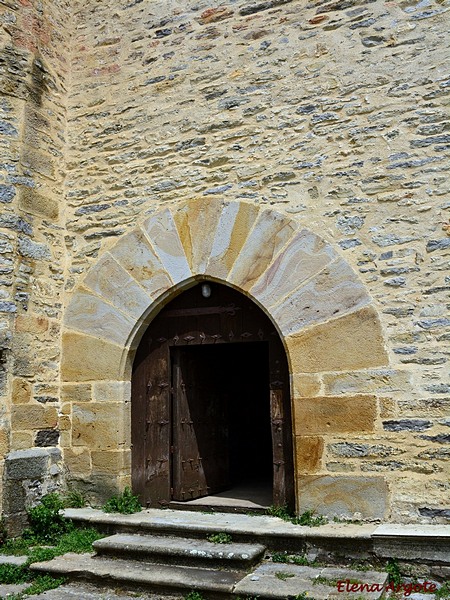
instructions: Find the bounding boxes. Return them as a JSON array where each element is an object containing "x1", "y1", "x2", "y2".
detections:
[{"x1": 61, "y1": 199, "x2": 390, "y2": 518}]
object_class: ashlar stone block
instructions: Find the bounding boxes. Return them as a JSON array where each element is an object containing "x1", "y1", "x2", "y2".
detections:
[
  {"x1": 92, "y1": 381, "x2": 131, "y2": 403},
  {"x1": 294, "y1": 395, "x2": 377, "y2": 435},
  {"x1": 292, "y1": 374, "x2": 322, "y2": 397},
  {"x1": 72, "y1": 402, "x2": 130, "y2": 450},
  {"x1": 61, "y1": 332, "x2": 124, "y2": 382},
  {"x1": 206, "y1": 201, "x2": 260, "y2": 279},
  {"x1": 173, "y1": 199, "x2": 226, "y2": 274},
  {"x1": 323, "y1": 368, "x2": 411, "y2": 395},
  {"x1": 272, "y1": 258, "x2": 370, "y2": 336},
  {"x1": 83, "y1": 253, "x2": 152, "y2": 320},
  {"x1": 64, "y1": 447, "x2": 91, "y2": 475},
  {"x1": 297, "y1": 475, "x2": 389, "y2": 520},
  {"x1": 228, "y1": 208, "x2": 298, "y2": 291},
  {"x1": 296, "y1": 436, "x2": 324, "y2": 473},
  {"x1": 142, "y1": 208, "x2": 191, "y2": 284},
  {"x1": 287, "y1": 306, "x2": 388, "y2": 373},
  {"x1": 11, "y1": 405, "x2": 58, "y2": 432},
  {"x1": 91, "y1": 450, "x2": 131, "y2": 475},
  {"x1": 250, "y1": 229, "x2": 336, "y2": 309},
  {"x1": 110, "y1": 229, "x2": 173, "y2": 299},
  {"x1": 64, "y1": 288, "x2": 135, "y2": 346},
  {"x1": 12, "y1": 378, "x2": 32, "y2": 404},
  {"x1": 61, "y1": 383, "x2": 92, "y2": 404}
]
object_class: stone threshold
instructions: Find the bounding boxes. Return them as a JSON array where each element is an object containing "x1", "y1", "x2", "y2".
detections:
[{"x1": 64, "y1": 507, "x2": 450, "y2": 542}]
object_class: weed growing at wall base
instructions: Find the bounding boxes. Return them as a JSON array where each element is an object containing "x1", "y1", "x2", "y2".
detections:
[
  {"x1": 267, "y1": 506, "x2": 327, "y2": 527},
  {"x1": 102, "y1": 487, "x2": 142, "y2": 514}
]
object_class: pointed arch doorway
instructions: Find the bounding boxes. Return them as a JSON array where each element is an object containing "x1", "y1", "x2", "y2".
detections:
[{"x1": 131, "y1": 281, "x2": 294, "y2": 510}]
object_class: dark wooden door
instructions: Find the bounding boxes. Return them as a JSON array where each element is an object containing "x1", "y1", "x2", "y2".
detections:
[
  {"x1": 131, "y1": 282, "x2": 294, "y2": 510},
  {"x1": 172, "y1": 347, "x2": 230, "y2": 501}
]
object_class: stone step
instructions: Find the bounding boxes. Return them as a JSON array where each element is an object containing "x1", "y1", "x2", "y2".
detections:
[
  {"x1": 30, "y1": 553, "x2": 389, "y2": 599},
  {"x1": 92, "y1": 533, "x2": 266, "y2": 568},
  {"x1": 64, "y1": 507, "x2": 375, "y2": 556},
  {"x1": 64, "y1": 507, "x2": 450, "y2": 565},
  {"x1": 30, "y1": 553, "x2": 242, "y2": 597},
  {"x1": 234, "y1": 563, "x2": 389, "y2": 600}
]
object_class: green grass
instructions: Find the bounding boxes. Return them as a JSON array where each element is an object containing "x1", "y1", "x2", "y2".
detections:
[
  {"x1": 0, "y1": 527, "x2": 104, "y2": 598},
  {"x1": 63, "y1": 489, "x2": 86, "y2": 508},
  {"x1": 23, "y1": 574, "x2": 67, "y2": 596},
  {"x1": 206, "y1": 532, "x2": 232, "y2": 544},
  {"x1": 386, "y1": 558, "x2": 402, "y2": 586},
  {"x1": 184, "y1": 592, "x2": 206, "y2": 600},
  {"x1": 0, "y1": 493, "x2": 104, "y2": 599},
  {"x1": 102, "y1": 487, "x2": 142, "y2": 514},
  {"x1": 436, "y1": 582, "x2": 450, "y2": 599},
  {"x1": 266, "y1": 506, "x2": 327, "y2": 527},
  {"x1": 275, "y1": 571, "x2": 295, "y2": 580}
]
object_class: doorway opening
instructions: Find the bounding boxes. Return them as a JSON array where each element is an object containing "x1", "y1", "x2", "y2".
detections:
[
  {"x1": 170, "y1": 342, "x2": 273, "y2": 509},
  {"x1": 131, "y1": 281, "x2": 294, "y2": 511}
]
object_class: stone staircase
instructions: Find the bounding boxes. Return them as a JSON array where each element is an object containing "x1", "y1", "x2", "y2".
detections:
[{"x1": 29, "y1": 508, "x2": 449, "y2": 599}]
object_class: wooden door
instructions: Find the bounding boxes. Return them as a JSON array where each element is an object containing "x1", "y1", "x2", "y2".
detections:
[
  {"x1": 131, "y1": 282, "x2": 294, "y2": 510},
  {"x1": 131, "y1": 322, "x2": 171, "y2": 506},
  {"x1": 172, "y1": 347, "x2": 230, "y2": 501}
]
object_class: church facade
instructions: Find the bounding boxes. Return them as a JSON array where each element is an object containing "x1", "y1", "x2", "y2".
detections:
[{"x1": 0, "y1": 0, "x2": 449, "y2": 532}]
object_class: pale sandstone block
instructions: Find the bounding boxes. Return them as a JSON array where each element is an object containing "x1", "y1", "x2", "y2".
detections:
[
  {"x1": 11, "y1": 405, "x2": 58, "y2": 431},
  {"x1": 250, "y1": 229, "x2": 336, "y2": 308},
  {"x1": 10, "y1": 432, "x2": 33, "y2": 451},
  {"x1": 297, "y1": 475, "x2": 389, "y2": 520},
  {"x1": 273, "y1": 258, "x2": 371, "y2": 336},
  {"x1": 12, "y1": 378, "x2": 32, "y2": 404},
  {"x1": 228, "y1": 209, "x2": 298, "y2": 291},
  {"x1": 206, "y1": 201, "x2": 260, "y2": 279},
  {"x1": 15, "y1": 315, "x2": 49, "y2": 334},
  {"x1": 0, "y1": 429, "x2": 10, "y2": 456},
  {"x1": 61, "y1": 383, "x2": 92, "y2": 404},
  {"x1": 61, "y1": 332, "x2": 124, "y2": 382},
  {"x1": 64, "y1": 448, "x2": 91, "y2": 474},
  {"x1": 287, "y1": 306, "x2": 388, "y2": 373},
  {"x1": 91, "y1": 450, "x2": 131, "y2": 474},
  {"x1": 322, "y1": 367, "x2": 411, "y2": 395},
  {"x1": 293, "y1": 374, "x2": 322, "y2": 397},
  {"x1": 84, "y1": 253, "x2": 152, "y2": 319},
  {"x1": 58, "y1": 415, "x2": 71, "y2": 431},
  {"x1": 92, "y1": 381, "x2": 131, "y2": 403},
  {"x1": 173, "y1": 199, "x2": 225, "y2": 273},
  {"x1": 142, "y1": 208, "x2": 191, "y2": 284},
  {"x1": 110, "y1": 229, "x2": 173, "y2": 299},
  {"x1": 72, "y1": 403, "x2": 130, "y2": 450},
  {"x1": 296, "y1": 436, "x2": 324, "y2": 473},
  {"x1": 294, "y1": 395, "x2": 377, "y2": 435},
  {"x1": 64, "y1": 288, "x2": 135, "y2": 346}
]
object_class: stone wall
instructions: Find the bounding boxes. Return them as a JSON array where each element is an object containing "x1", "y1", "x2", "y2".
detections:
[
  {"x1": 0, "y1": 0, "x2": 71, "y2": 516},
  {"x1": 1, "y1": 0, "x2": 449, "y2": 523}
]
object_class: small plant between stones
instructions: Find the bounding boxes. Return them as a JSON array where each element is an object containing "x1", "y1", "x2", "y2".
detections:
[
  {"x1": 436, "y1": 581, "x2": 450, "y2": 599},
  {"x1": 64, "y1": 488, "x2": 86, "y2": 508},
  {"x1": 206, "y1": 532, "x2": 232, "y2": 544},
  {"x1": 184, "y1": 592, "x2": 206, "y2": 600},
  {"x1": 25, "y1": 492, "x2": 72, "y2": 543},
  {"x1": 267, "y1": 505, "x2": 327, "y2": 527},
  {"x1": 275, "y1": 571, "x2": 296, "y2": 580},
  {"x1": 102, "y1": 486, "x2": 142, "y2": 514},
  {"x1": 386, "y1": 558, "x2": 402, "y2": 587}
]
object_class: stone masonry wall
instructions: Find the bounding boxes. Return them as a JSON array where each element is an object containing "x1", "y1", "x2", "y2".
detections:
[
  {"x1": 1, "y1": 0, "x2": 449, "y2": 523},
  {"x1": 61, "y1": 0, "x2": 449, "y2": 522},
  {"x1": 0, "y1": 0, "x2": 72, "y2": 514}
]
